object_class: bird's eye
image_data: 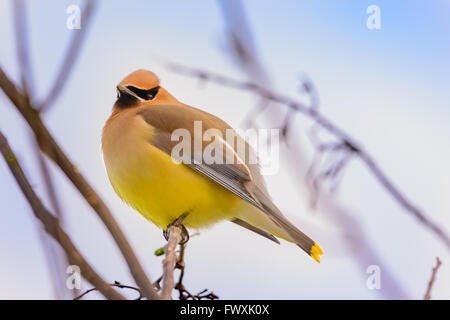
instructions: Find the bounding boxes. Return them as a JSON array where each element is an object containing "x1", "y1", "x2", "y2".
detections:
[
  {"x1": 116, "y1": 89, "x2": 121, "y2": 99},
  {"x1": 146, "y1": 86, "x2": 160, "y2": 100},
  {"x1": 127, "y1": 85, "x2": 160, "y2": 101}
]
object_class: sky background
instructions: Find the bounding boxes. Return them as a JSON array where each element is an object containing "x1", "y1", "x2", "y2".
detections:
[{"x1": 0, "y1": 0, "x2": 449, "y2": 299}]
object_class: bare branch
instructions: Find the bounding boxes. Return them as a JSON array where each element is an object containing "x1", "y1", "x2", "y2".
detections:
[
  {"x1": 161, "y1": 226, "x2": 183, "y2": 299},
  {"x1": 0, "y1": 67, "x2": 160, "y2": 300},
  {"x1": 13, "y1": 0, "x2": 73, "y2": 299},
  {"x1": 359, "y1": 152, "x2": 450, "y2": 249},
  {"x1": 424, "y1": 257, "x2": 442, "y2": 300},
  {"x1": 165, "y1": 62, "x2": 450, "y2": 250},
  {"x1": 38, "y1": 0, "x2": 97, "y2": 112},
  {"x1": 0, "y1": 131, "x2": 125, "y2": 300},
  {"x1": 32, "y1": 137, "x2": 77, "y2": 299}
]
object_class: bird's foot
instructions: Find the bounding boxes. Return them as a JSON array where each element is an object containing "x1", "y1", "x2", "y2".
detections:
[{"x1": 163, "y1": 213, "x2": 190, "y2": 245}]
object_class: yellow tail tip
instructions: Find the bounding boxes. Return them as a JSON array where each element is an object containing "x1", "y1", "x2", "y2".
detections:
[{"x1": 310, "y1": 243, "x2": 323, "y2": 263}]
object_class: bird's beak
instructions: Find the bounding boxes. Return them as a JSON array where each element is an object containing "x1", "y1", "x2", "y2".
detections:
[
  {"x1": 116, "y1": 84, "x2": 140, "y2": 99},
  {"x1": 116, "y1": 84, "x2": 126, "y2": 92},
  {"x1": 117, "y1": 84, "x2": 129, "y2": 95}
]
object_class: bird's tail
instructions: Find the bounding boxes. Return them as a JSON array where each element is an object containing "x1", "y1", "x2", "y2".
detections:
[{"x1": 234, "y1": 201, "x2": 323, "y2": 263}]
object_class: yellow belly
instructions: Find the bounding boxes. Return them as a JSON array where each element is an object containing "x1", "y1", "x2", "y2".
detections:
[{"x1": 103, "y1": 116, "x2": 241, "y2": 229}]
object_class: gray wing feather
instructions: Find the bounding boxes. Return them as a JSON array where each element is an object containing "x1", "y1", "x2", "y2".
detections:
[
  {"x1": 231, "y1": 218, "x2": 280, "y2": 244},
  {"x1": 149, "y1": 129, "x2": 267, "y2": 212}
]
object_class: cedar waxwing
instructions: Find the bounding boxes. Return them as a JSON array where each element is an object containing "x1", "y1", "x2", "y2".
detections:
[{"x1": 102, "y1": 69, "x2": 323, "y2": 262}]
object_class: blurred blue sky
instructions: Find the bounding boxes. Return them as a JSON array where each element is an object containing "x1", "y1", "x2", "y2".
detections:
[{"x1": 0, "y1": 0, "x2": 449, "y2": 299}]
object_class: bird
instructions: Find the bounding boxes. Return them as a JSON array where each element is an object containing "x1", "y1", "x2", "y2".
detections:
[{"x1": 102, "y1": 69, "x2": 323, "y2": 263}]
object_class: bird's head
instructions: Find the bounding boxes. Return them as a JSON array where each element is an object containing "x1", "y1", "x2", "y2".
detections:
[{"x1": 114, "y1": 69, "x2": 176, "y2": 110}]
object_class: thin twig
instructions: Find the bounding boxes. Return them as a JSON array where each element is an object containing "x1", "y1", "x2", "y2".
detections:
[
  {"x1": 176, "y1": 244, "x2": 186, "y2": 290},
  {"x1": 74, "y1": 281, "x2": 143, "y2": 300},
  {"x1": 38, "y1": 0, "x2": 97, "y2": 112},
  {"x1": 174, "y1": 244, "x2": 218, "y2": 300},
  {"x1": 13, "y1": 0, "x2": 34, "y2": 95},
  {"x1": 0, "y1": 67, "x2": 160, "y2": 300},
  {"x1": 424, "y1": 257, "x2": 442, "y2": 300},
  {"x1": 0, "y1": 131, "x2": 125, "y2": 300},
  {"x1": 161, "y1": 226, "x2": 183, "y2": 299},
  {"x1": 165, "y1": 62, "x2": 450, "y2": 250}
]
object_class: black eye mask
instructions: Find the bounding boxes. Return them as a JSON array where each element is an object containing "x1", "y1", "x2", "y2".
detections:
[{"x1": 126, "y1": 85, "x2": 160, "y2": 100}]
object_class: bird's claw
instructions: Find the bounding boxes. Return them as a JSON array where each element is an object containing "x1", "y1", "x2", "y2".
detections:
[{"x1": 163, "y1": 213, "x2": 190, "y2": 245}]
